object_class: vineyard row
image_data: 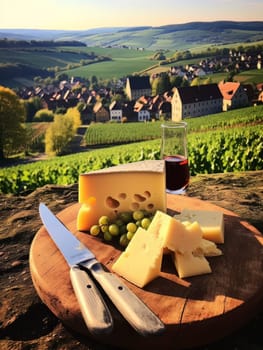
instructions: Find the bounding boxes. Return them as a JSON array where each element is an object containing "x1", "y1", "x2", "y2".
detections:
[{"x1": 0, "y1": 125, "x2": 262, "y2": 195}]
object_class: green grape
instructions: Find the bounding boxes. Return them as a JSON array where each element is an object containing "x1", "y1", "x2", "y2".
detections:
[
  {"x1": 103, "y1": 231, "x2": 113, "y2": 241},
  {"x1": 126, "y1": 222, "x2": 137, "y2": 233},
  {"x1": 119, "y1": 234, "x2": 129, "y2": 247},
  {"x1": 99, "y1": 215, "x2": 110, "y2": 226},
  {"x1": 101, "y1": 224, "x2": 109, "y2": 233},
  {"x1": 119, "y1": 212, "x2": 133, "y2": 223},
  {"x1": 132, "y1": 210, "x2": 144, "y2": 221},
  {"x1": 119, "y1": 224, "x2": 127, "y2": 235},
  {"x1": 141, "y1": 217, "x2": 151, "y2": 229},
  {"x1": 90, "y1": 224, "x2": 100, "y2": 236},
  {"x1": 92, "y1": 210, "x2": 155, "y2": 249},
  {"x1": 136, "y1": 220, "x2": 142, "y2": 227},
  {"x1": 109, "y1": 224, "x2": 120, "y2": 236},
  {"x1": 115, "y1": 218, "x2": 124, "y2": 227},
  {"x1": 127, "y1": 231, "x2": 135, "y2": 240}
]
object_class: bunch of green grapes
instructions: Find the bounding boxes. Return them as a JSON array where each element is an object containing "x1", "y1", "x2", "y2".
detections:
[{"x1": 89, "y1": 210, "x2": 154, "y2": 248}]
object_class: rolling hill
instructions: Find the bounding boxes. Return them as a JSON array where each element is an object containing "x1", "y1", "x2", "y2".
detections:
[{"x1": 1, "y1": 21, "x2": 263, "y2": 51}]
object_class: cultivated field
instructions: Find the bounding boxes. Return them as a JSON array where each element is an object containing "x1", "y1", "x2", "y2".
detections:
[{"x1": 1, "y1": 106, "x2": 262, "y2": 195}]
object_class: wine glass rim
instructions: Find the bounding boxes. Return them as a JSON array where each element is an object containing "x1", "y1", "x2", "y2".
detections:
[{"x1": 161, "y1": 121, "x2": 187, "y2": 128}]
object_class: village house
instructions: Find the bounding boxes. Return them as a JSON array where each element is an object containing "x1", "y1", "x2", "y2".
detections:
[
  {"x1": 109, "y1": 100, "x2": 123, "y2": 122},
  {"x1": 218, "y1": 81, "x2": 249, "y2": 111},
  {"x1": 134, "y1": 104, "x2": 151, "y2": 122},
  {"x1": 122, "y1": 101, "x2": 138, "y2": 122},
  {"x1": 146, "y1": 94, "x2": 172, "y2": 119},
  {"x1": 171, "y1": 84, "x2": 223, "y2": 121},
  {"x1": 80, "y1": 104, "x2": 94, "y2": 124},
  {"x1": 133, "y1": 95, "x2": 160, "y2": 121},
  {"x1": 125, "y1": 76, "x2": 152, "y2": 101},
  {"x1": 93, "y1": 101, "x2": 110, "y2": 122}
]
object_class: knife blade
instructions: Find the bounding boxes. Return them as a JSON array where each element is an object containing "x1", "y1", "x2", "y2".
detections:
[
  {"x1": 39, "y1": 203, "x2": 113, "y2": 336},
  {"x1": 39, "y1": 203, "x2": 165, "y2": 337}
]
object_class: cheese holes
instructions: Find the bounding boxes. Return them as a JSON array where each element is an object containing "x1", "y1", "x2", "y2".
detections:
[
  {"x1": 105, "y1": 191, "x2": 154, "y2": 211},
  {"x1": 144, "y1": 191, "x2": 151, "y2": 198},
  {"x1": 133, "y1": 194, "x2": 146, "y2": 202},
  {"x1": 131, "y1": 203, "x2": 140, "y2": 211},
  {"x1": 105, "y1": 196, "x2": 120, "y2": 209}
]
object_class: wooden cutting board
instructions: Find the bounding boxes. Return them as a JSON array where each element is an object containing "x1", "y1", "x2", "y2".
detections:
[{"x1": 29, "y1": 195, "x2": 263, "y2": 350}]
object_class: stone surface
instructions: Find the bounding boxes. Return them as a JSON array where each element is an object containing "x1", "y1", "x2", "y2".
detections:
[{"x1": 0, "y1": 171, "x2": 262, "y2": 350}]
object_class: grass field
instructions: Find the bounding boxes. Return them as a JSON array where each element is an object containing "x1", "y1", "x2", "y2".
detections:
[
  {"x1": 63, "y1": 46, "x2": 155, "y2": 79},
  {"x1": 1, "y1": 41, "x2": 263, "y2": 85},
  {"x1": 0, "y1": 48, "x2": 93, "y2": 69}
]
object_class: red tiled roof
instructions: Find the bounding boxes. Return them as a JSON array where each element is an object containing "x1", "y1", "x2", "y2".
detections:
[{"x1": 218, "y1": 82, "x2": 240, "y2": 100}]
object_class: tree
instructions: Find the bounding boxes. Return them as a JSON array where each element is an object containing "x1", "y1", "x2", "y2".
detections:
[
  {"x1": 191, "y1": 77, "x2": 201, "y2": 86},
  {"x1": 45, "y1": 107, "x2": 81, "y2": 156},
  {"x1": 65, "y1": 107, "x2": 81, "y2": 130},
  {"x1": 33, "y1": 108, "x2": 54, "y2": 122},
  {"x1": 23, "y1": 96, "x2": 42, "y2": 122},
  {"x1": 0, "y1": 86, "x2": 26, "y2": 160},
  {"x1": 203, "y1": 77, "x2": 213, "y2": 85},
  {"x1": 91, "y1": 75, "x2": 98, "y2": 89},
  {"x1": 170, "y1": 75, "x2": 183, "y2": 88},
  {"x1": 152, "y1": 73, "x2": 171, "y2": 95}
]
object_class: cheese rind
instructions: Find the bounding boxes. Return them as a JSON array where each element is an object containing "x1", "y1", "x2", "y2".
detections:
[
  {"x1": 174, "y1": 209, "x2": 224, "y2": 243},
  {"x1": 112, "y1": 227, "x2": 163, "y2": 288},
  {"x1": 77, "y1": 160, "x2": 166, "y2": 231},
  {"x1": 174, "y1": 251, "x2": 212, "y2": 278}
]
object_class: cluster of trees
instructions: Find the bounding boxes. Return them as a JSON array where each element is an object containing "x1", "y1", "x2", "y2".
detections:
[
  {"x1": 0, "y1": 63, "x2": 51, "y2": 80},
  {"x1": 0, "y1": 86, "x2": 81, "y2": 161},
  {"x1": 0, "y1": 39, "x2": 86, "y2": 48}
]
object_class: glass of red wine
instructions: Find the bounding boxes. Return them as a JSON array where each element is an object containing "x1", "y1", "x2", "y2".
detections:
[{"x1": 161, "y1": 121, "x2": 190, "y2": 194}]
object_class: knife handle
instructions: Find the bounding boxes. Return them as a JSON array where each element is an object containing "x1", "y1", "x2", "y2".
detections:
[
  {"x1": 70, "y1": 265, "x2": 113, "y2": 335},
  {"x1": 88, "y1": 262, "x2": 165, "y2": 336}
]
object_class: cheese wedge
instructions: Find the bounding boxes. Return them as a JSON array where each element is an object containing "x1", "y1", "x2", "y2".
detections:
[
  {"x1": 174, "y1": 251, "x2": 212, "y2": 278},
  {"x1": 148, "y1": 210, "x2": 202, "y2": 254},
  {"x1": 77, "y1": 160, "x2": 166, "y2": 231},
  {"x1": 112, "y1": 227, "x2": 163, "y2": 288},
  {"x1": 112, "y1": 210, "x2": 208, "y2": 286},
  {"x1": 174, "y1": 209, "x2": 224, "y2": 243}
]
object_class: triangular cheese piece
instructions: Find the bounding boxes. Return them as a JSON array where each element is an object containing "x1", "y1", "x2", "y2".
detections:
[
  {"x1": 174, "y1": 251, "x2": 212, "y2": 278},
  {"x1": 112, "y1": 227, "x2": 163, "y2": 288}
]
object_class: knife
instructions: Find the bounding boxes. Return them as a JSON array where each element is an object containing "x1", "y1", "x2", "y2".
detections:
[{"x1": 39, "y1": 203, "x2": 165, "y2": 337}]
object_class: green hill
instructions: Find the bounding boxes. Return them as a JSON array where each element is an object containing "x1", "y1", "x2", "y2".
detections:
[
  {"x1": 1, "y1": 21, "x2": 263, "y2": 51},
  {"x1": 1, "y1": 21, "x2": 263, "y2": 86}
]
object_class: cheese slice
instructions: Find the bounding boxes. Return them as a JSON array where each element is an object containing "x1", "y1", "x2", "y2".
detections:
[
  {"x1": 112, "y1": 227, "x2": 163, "y2": 288},
  {"x1": 148, "y1": 210, "x2": 202, "y2": 254},
  {"x1": 112, "y1": 209, "x2": 219, "y2": 286},
  {"x1": 193, "y1": 238, "x2": 223, "y2": 257},
  {"x1": 174, "y1": 209, "x2": 224, "y2": 243},
  {"x1": 174, "y1": 251, "x2": 212, "y2": 278},
  {"x1": 77, "y1": 160, "x2": 166, "y2": 231}
]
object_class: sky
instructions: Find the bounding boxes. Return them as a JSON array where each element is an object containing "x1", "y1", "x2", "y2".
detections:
[{"x1": 1, "y1": 0, "x2": 263, "y2": 31}]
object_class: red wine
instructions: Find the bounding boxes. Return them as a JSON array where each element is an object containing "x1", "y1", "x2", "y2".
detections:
[{"x1": 164, "y1": 155, "x2": 190, "y2": 192}]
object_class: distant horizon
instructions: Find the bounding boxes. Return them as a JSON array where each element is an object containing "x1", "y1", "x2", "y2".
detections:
[
  {"x1": 1, "y1": 0, "x2": 263, "y2": 31},
  {"x1": 1, "y1": 19, "x2": 263, "y2": 33}
]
